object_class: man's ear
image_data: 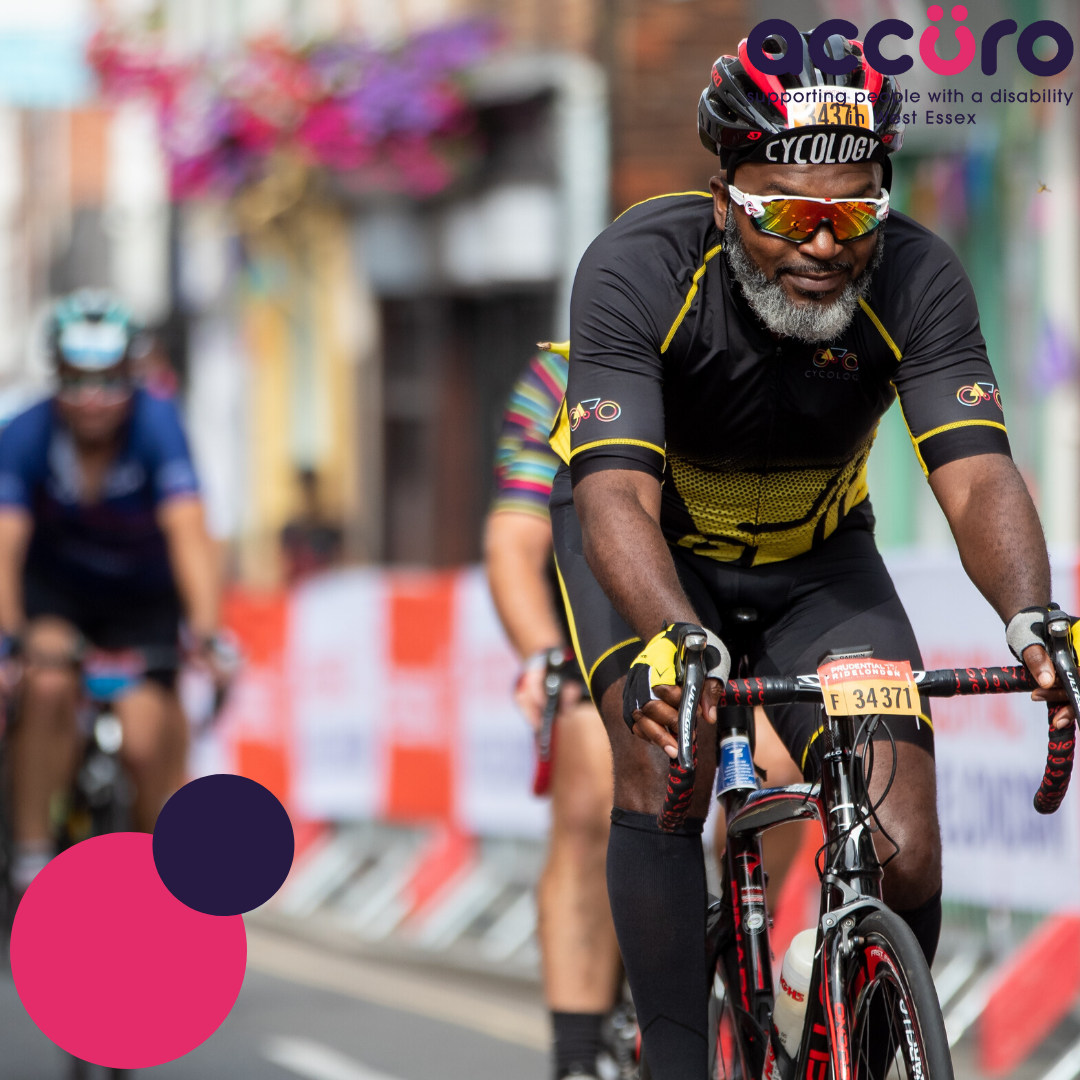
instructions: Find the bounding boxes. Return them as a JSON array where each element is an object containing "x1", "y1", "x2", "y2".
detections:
[{"x1": 710, "y1": 175, "x2": 728, "y2": 231}]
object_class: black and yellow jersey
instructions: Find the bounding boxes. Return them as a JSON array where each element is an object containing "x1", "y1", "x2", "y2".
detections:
[{"x1": 550, "y1": 192, "x2": 1009, "y2": 567}]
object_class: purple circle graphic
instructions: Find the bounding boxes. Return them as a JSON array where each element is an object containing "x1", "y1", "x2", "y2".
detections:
[{"x1": 153, "y1": 773, "x2": 294, "y2": 916}]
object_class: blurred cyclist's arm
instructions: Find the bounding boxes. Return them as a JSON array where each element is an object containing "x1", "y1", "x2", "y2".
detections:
[
  {"x1": 484, "y1": 510, "x2": 563, "y2": 658},
  {"x1": 0, "y1": 507, "x2": 30, "y2": 635},
  {"x1": 930, "y1": 452, "x2": 1060, "y2": 698},
  {"x1": 158, "y1": 496, "x2": 219, "y2": 642},
  {"x1": 485, "y1": 510, "x2": 576, "y2": 729}
]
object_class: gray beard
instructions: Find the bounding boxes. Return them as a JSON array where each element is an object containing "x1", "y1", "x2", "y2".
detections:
[{"x1": 724, "y1": 218, "x2": 883, "y2": 344}]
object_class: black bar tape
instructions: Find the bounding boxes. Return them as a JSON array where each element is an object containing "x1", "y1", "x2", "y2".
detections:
[{"x1": 1034, "y1": 706, "x2": 1076, "y2": 815}]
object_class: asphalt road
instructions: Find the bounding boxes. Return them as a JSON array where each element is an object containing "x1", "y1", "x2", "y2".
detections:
[{"x1": 1, "y1": 927, "x2": 548, "y2": 1080}]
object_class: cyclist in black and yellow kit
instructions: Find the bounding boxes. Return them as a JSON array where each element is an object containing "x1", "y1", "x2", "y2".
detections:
[{"x1": 550, "y1": 31, "x2": 1067, "y2": 1079}]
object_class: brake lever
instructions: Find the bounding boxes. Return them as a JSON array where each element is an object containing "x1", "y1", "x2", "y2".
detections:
[
  {"x1": 656, "y1": 629, "x2": 707, "y2": 833},
  {"x1": 537, "y1": 648, "x2": 565, "y2": 762},
  {"x1": 675, "y1": 631, "x2": 707, "y2": 771},
  {"x1": 1046, "y1": 614, "x2": 1080, "y2": 715},
  {"x1": 1035, "y1": 613, "x2": 1080, "y2": 814}
]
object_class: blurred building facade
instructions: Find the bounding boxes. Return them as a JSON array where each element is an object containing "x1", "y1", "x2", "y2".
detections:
[
  {"x1": 0, "y1": 0, "x2": 1076, "y2": 579},
  {"x1": 25, "y1": 0, "x2": 752, "y2": 582}
]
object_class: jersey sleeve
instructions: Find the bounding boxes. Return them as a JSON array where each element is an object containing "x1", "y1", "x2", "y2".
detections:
[
  {"x1": 0, "y1": 404, "x2": 48, "y2": 509},
  {"x1": 887, "y1": 235, "x2": 1010, "y2": 476},
  {"x1": 142, "y1": 396, "x2": 200, "y2": 503},
  {"x1": 558, "y1": 235, "x2": 668, "y2": 485},
  {"x1": 491, "y1": 353, "x2": 567, "y2": 520}
]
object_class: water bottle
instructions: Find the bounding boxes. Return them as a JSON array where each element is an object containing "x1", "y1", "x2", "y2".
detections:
[{"x1": 771, "y1": 929, "x2": 817, "y2": 1055}]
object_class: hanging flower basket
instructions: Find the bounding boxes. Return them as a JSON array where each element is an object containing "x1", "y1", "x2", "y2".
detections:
[{"x1": 89, "y1": 20, "x2": 500, "y2": 202}]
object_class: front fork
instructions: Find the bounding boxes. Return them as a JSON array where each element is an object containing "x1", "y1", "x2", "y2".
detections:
[{"x1": 793, "y1": 710, "x2": 885, "y2": 1080}]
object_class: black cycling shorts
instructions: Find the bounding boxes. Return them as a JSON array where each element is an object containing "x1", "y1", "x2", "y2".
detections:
[
  {"x1": 550, "y1": 468, "x2": 933, "y2": 779},
  {"x1": 24, "y1": 570, "x2": 181, "y2": 689}
]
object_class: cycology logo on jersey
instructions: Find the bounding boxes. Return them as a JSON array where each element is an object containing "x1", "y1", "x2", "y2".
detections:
[
  {"x1": 956, "y1": 382, "x2": 1002, "y2": 409},
  {"x1": 569, "y1": 398, "x2": 621, "y2": 431},
  {"x1": 807, "y1": 348, "x2": 859, "y2": 381}
]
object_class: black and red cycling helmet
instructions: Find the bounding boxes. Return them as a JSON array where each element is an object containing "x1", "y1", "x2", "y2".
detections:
[{"x1": 699, "y1": 30, "x2": 904, "y2": 186}]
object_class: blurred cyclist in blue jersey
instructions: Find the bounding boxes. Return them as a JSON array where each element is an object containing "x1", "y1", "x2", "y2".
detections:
[{"x1": 0, "y1": 290, "x2": 227, "y2": 893}]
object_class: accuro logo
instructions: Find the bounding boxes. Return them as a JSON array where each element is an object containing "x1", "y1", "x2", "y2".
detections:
[
  {"x1": 956, "y1": 382, "x2": 1002, "y2": 409},
  {"x1": 569, "y1": 398, "x2": 621, "y2": 431},
  {"x1": 748, "y1": 12, "x2": 1073, "y2": 80},
  {"x1": 808, "y1": 347, "x2": 859, "y2": 381}
]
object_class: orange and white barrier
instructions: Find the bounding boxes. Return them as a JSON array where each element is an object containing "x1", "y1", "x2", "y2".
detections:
[
  {"x1": 207, "y1": 556, "x2": 1080, "y2": 906},
  {"x1": 208, "y1": 566, "x2": 546, "y2": 840}
]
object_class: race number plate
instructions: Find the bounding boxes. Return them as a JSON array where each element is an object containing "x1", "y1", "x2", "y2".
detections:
[
  {"x1": 787, "y1": 86, "x2": 872, "y2": 130},
  {"x1": 817, "y1": 657, "x2": 917, "y2": 717}
]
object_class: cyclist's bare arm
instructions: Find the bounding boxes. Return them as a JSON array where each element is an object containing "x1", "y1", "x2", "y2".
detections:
[
  {"x1": 0, "y1": 507, "x2": 31, "y2": 635},
  {"x1": 484, "y1": 511, "x2": 564, "y2": 658},
  {"x1": 484, "y1": 510, "x2": 580, "y2": 728},
  {"x1": 574, "y1": 469, "x2": 718, "y2": 754},
  {"x1": 929, "y1": 452, "x2": 1061, "y2": 704},
  {"x1": 158, "y1": 496, "x2": 220, "y2": 640}
]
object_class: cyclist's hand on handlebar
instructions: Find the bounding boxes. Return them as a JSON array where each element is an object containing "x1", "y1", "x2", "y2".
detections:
[
  {"x1": 1023, "y1": 644, "x2": 1075, "y2": 728},
  {"x1": 623, "y1": 623, "x2": 730, "y2": 757},
  {"x1": 192, "y1": 631, "x2": 242, "y2": 692},
  {"x1": 1007, "y1": 607, "x2": 1076, "y2": 729},
  {"x1": 629, "y1": 678, "x2": 725, "y2": 758},
  {"x1": 514, "y1": 661, "x2": 547, "y2": 731},
  {"x1": 514, "y1": 656, "x2": 582, "y2": 731}
]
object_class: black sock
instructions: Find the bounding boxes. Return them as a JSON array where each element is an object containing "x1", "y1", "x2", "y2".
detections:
[
  {"x1": 897, "y1": 888, "x2": 943, "y2": 967},
  {"x1": 606, "y1": 808, "x2": 708, "y2": 1080},
  {"x1": 552, "y1": 1011, "x2": 605, "y2": 1077}
]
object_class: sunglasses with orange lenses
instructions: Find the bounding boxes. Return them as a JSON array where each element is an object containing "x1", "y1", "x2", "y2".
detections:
[{"x1": 728, "y1": 186, "x2": 889, "y2": 244}]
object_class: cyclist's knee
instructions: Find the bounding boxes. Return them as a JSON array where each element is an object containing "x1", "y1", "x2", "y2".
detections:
[
  {"x1": 874, "y1": 742, "x2": 942, "y2": 910},
  {"x1": 882, "y1": 829, "x2": 941, "y2": 911},
  {"x1": 600, "y1": 676, "x2": 716, "y2": 815},
  {"x1": 552, "y1": 788, "x2": 610, "y2": 853},
  {"x1": 552, "y1": 704, "x2": 612, "y2": 840},
  {"x1": 21, "y1": 618, "x2": 80, "y2": 716},
  {"x1": 116, "y1": 684, "x2": 175, "y2": 769}
]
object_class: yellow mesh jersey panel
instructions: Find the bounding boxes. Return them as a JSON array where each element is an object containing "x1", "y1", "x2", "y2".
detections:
[{"x1": 668, "y1": 430, "x2": 875, "y2": 565}]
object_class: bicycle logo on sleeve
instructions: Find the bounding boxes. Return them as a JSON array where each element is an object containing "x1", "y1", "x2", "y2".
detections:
[
  {"x1": 569, "y1": 398, "x2": 622, "y2": 431},
  {"x1": 956, "y1": 382, "x2": 1002, "y2": 409}
]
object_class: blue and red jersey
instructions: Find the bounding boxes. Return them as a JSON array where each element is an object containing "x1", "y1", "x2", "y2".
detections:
[{"x1": 0, "y1": 389, "x2": 200, "y2": 597}]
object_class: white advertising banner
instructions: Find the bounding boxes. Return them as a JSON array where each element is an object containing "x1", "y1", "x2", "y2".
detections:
[
  {"x1": 887, "y1": 550, "x2": 1080, "y2": 912},
  {"x1": 288, "y1": 569, "x2": 387, "y2": 821},
  {"x1": 453, "y1": 567, "x2": 550, "y2": 838},
  {"x1": 285, "y1": 565, "x2": 548, "y2": 836}
]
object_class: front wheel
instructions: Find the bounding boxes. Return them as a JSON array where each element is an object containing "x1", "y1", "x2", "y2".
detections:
[{"x1": 845, "y1": 909, "x2": 953, "y2": 1080}]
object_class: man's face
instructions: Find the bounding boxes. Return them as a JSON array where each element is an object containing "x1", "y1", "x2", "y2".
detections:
[
  {"x1": 55, "y1": 360, "x2": 133, "y2": 447},
  {"x1": 711, "y1": 159, "x2": 883, "y2": 304}
]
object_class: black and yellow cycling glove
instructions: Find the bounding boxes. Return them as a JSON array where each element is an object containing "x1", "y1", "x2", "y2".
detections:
[{"x1": 622, "y1": 622, "x2": 730, "y2": 731}]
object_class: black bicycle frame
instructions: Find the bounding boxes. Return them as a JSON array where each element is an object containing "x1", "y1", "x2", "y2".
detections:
[
  {"x1": 716, "y1": 702, "x2": 888, "y2": 1080},
  {"x1": 711, "y1": 651, "x2": 1080, "y2": 1080}
]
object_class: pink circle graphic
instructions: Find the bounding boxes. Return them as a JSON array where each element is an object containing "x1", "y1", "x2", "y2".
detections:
[{"x1": 11, "y1": 832, "x2": 247, "y2": 1069}]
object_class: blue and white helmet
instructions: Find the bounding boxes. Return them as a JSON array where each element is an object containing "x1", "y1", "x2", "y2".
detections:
[{"x1": 49, "y1": 290, "x2": 134, "y2": 371}]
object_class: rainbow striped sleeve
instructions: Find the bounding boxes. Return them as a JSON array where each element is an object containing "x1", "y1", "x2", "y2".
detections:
[{"x1": 491, "y1": 352, "x2": 569, "y2": 520}]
